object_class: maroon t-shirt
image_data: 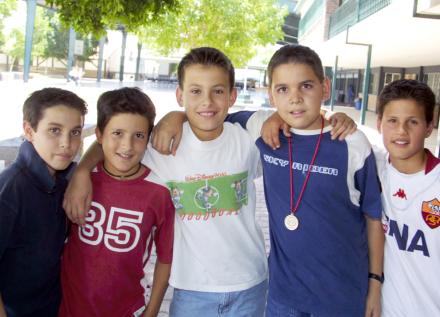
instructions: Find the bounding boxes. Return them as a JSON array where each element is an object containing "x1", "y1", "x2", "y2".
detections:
[{"x1": 60, "y1": 164, "x2": 174, "y2": 317}]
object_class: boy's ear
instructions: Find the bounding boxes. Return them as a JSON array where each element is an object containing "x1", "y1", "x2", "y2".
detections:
[
  {"x1": 268, "y1": 89, "x2": 275, "y2": 109},
  {"x1": 376, "y1": 118, "x2": 382, "y2": 133},
  {"x1": 322, "y1": 77, "x2": 331, "y2": 101},
  {"x1": 176, "y1": 87, "x2": 184, "y2": 108},
  {"x1": 23, "y1": 121, "x2": 34, "y2": 142},
  {"x1": 95, "y1": 127, "x2": 103, "y2": 144},
  {"x1": 425, "y1": 120, "x2": 435, "y2": 138},
  {"x1": 229, "y1": 87, "x2": 238, "y2": 108}
]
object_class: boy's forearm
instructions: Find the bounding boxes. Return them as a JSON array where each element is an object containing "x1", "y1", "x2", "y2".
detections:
[
  {"x1": 78, "y1": 140, "x2": 104, "y2": 172},
  {"x1": 365, "y1": 217, "x2": 384, "y2": 315},
  {"x1": 366, "y1": 216, "x2": 385, "y2": 276},
  {"x1": 0, "y1": 294, "x2": 7, "y2": 317},
  {"x1": 143, "y1": 261, "x2": 171, "y2": 317}
]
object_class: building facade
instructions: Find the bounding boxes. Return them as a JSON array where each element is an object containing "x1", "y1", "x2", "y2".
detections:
[{"x1": 295, "y1": 0, "x2": 440, "y2": 121}]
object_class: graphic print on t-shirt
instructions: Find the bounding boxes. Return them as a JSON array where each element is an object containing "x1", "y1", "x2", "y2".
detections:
[
  {"x1": 79, "y1": 201, "x2": 144, "y2": 253},
  {"x1": 167, "y1": 171, "x2": 248, "y2": 221},
  {"x1": 422, "y1": 198, "x2": 440, "y2": 229}
]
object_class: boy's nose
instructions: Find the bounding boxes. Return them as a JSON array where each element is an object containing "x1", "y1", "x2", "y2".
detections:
[
  {"x1": 289, "y1": 97, "x2": 302, "y2": 105},
  {"x1": 201, "y1": 93, "x2": 213, "y2": 107},
  {"x1": 289, "y1": 90, "x2": 302, "y2": 105},
  {"x1": 121, "y1": 136, "x2": 134, "y2": 150},
  {"x1": 396, "y1": 122, "x2": 409, "y2": 135},
  {"x1": 60, "y1": 134, "x2": 71, "y2": 149}
]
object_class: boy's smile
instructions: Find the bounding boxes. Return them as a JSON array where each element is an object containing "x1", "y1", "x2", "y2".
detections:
[
  {"x1": 269, "y1": 63, "x2": 329, "y2": 130},
  {"x1": 97, "y1": 113, "x2": 149, "y2": 179},
  {"x1": 176, "y1": 64, "x2": 237, "y2": 141},
  {"x1": 24, "y1": 105, "x2": 84, "y2": 176},
  {"x1": 377, "y1": 98, "x2": 434, "y2": 173}
]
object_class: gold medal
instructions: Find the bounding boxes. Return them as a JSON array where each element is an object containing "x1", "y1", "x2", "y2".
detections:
[{"x1": 284, "y1": 214, "x2": 299, "y2": 231}]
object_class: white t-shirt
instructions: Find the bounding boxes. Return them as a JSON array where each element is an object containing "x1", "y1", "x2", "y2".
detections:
[
  {"x1": 375, "y1": 148, "x2": 440, "y2": 317},
  {"x1": 143, "y1": 122, "x2": 268, "y2": 292}
]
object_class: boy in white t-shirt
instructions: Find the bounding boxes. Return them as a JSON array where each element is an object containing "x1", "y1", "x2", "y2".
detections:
[
  {"x1": 63, "y1": 47, "x2": 269, "y2": 317},
  {"x1": 374, "y1": 79, "x2": 440, "y2": 316}
]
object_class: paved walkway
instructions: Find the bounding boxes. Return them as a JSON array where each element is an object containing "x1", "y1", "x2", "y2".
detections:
[{"x1": 0, "y1": 78, "x2": 438, "y2": 315}]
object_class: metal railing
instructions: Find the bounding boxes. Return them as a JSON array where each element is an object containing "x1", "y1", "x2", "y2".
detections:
[
  {"x1": 328, "y1": 0, "x2": 357, "y2": 38},
  {"x1": 328, "y1": 0, "x2": 392, "y2": 38},
  {"x1": 298, "y1": 0, "x2": 325, "y2": 38}
]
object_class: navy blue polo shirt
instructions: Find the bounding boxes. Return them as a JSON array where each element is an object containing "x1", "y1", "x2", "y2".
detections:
[{"x1": 0, "y1": 140, "x2": 72, "y2": 317}]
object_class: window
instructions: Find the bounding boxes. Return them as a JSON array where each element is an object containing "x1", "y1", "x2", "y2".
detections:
[
  {"x1": 424, "y1": 72, "x2": 440, "y2": 102},
  {"x1": 384, "y1": 73, "x2": 401, "y2": 85}
]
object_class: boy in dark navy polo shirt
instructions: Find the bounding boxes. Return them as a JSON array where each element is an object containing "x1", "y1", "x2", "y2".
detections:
[{"x1": 0, "y1": 88, "x2": 87, "y2": 317}]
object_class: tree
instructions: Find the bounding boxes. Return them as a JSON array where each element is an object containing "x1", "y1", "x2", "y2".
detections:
[
  {"x1": 0, "y1": 0, "x2": 17, "y2": 50},
  {"x1": 44, "y1": 10, "x2": 100, "y2": 65},
  {"x1": 3, "y1": 7, "x2": 57, "y2": 71},
  {"x1": 45, "y1": 0, "x2": 179, "y2": 36},
  {"x1": 3, "y1": 28, "x2": 24, "y2": 71},
  {"x1": 137, "y1": 0, "x2": 288, "y2": 67}
]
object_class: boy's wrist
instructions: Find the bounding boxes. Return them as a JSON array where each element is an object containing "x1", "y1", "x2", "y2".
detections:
[{"x1": 368, "y1": 272, "x2": 384, "y2": 284}]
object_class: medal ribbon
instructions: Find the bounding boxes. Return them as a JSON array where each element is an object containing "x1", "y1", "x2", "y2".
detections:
[{"x1": 288, "y1": 116, "x2": 324, "y2": 214}]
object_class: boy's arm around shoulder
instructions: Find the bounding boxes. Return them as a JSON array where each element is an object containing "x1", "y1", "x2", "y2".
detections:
[
  {"x1": 227, "y1": 110, "x2": 275, "y2": 142},
  {"x1": 63, "y1": 140, "x2": 104, "y2": 225},
  {"x1": 259, "y1": 109, "x2": 357, "y2": 150},
  {"x1": 151, "y1": 111, "x2": 187, "y2": 156}
]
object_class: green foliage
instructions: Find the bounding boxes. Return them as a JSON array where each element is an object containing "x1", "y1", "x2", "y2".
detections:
[
  {"x1": 44, "y1": 10, "x2": 100, "y2": 63},
  {"x1": 137, "y1": 0, "x2": 288, "y2": 67},
  {"x1": 0, "y1": 0, "x2": 17, "y2": 49},
  {"x1": 3, "y1": 28, "x2": 24, "y2": 66},
  {"x1": 45, "y1": 0, "x2": 179, "y2": 36},
  {"x1": 32, "y1": 7, "x2": 51, "y2": 58},
  {"x1": 3, "y1": 7, "x2": 51, "y2": 62}
]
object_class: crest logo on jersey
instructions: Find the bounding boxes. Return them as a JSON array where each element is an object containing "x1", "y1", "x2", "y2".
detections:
[
  {"x1": 393, "y1": 188, "x2": 407, "y2": 200},
  {"x1": 421, "y1": 198, "x2": 440, "y2": 229}
]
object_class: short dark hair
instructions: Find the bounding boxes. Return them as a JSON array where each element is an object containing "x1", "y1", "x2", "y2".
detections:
[
  {"x1": 23, "y1": 87, "x2": 87, "y2": 130},
  {"x1": 177, "y1": 47, "x2": 235, "y2": 90},
  {"x1": 97, "y1": 87, "x2": 156, "y2": 135},
  {"x1": 377, "y1": 79, "x2": 435, "y2": 123},
  {"x1": 268, "y1": 44, "x2": 324, "y2": 86}
]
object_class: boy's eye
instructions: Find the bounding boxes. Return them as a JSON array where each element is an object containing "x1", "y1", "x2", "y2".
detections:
[
  {"x1": 276, "y1": 87, "x2": 288, "y2": 93},
  {"x1": 71, "y1": 129, "x2": 82, "y2": 137},
  {"x1": 135, "y1": 133, "x2": 145, "y2": 139},
  {"x1": 387, "y1": 118, "x2": 397, "y2": 124},
  {"x1": 112, "y1": 131, "x2": 122, "y2": 136},
  {"x1": 214, "y1": 89, "x2": 224, "y2": 95},
  {"x1": 302, "y1": 83, "x2": 313, "y2": 89},
  {"x1": 190, "y1": 89, "x2": 201, "y2": 95},
  {"x1": 49, "y1": 127, "x2": 61, "y2": 134},
  {"x1": 409, "y1": 119, "x2": 419, "y2": 125}
]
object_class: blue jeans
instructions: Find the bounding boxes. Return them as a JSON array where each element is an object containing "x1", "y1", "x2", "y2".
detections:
[
  {"x1": 266, "y1": 296, "x2": 320, "y2": 317},
  {"x1": 169, "y1": 279, "x2": 268, "y2": 317}
]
